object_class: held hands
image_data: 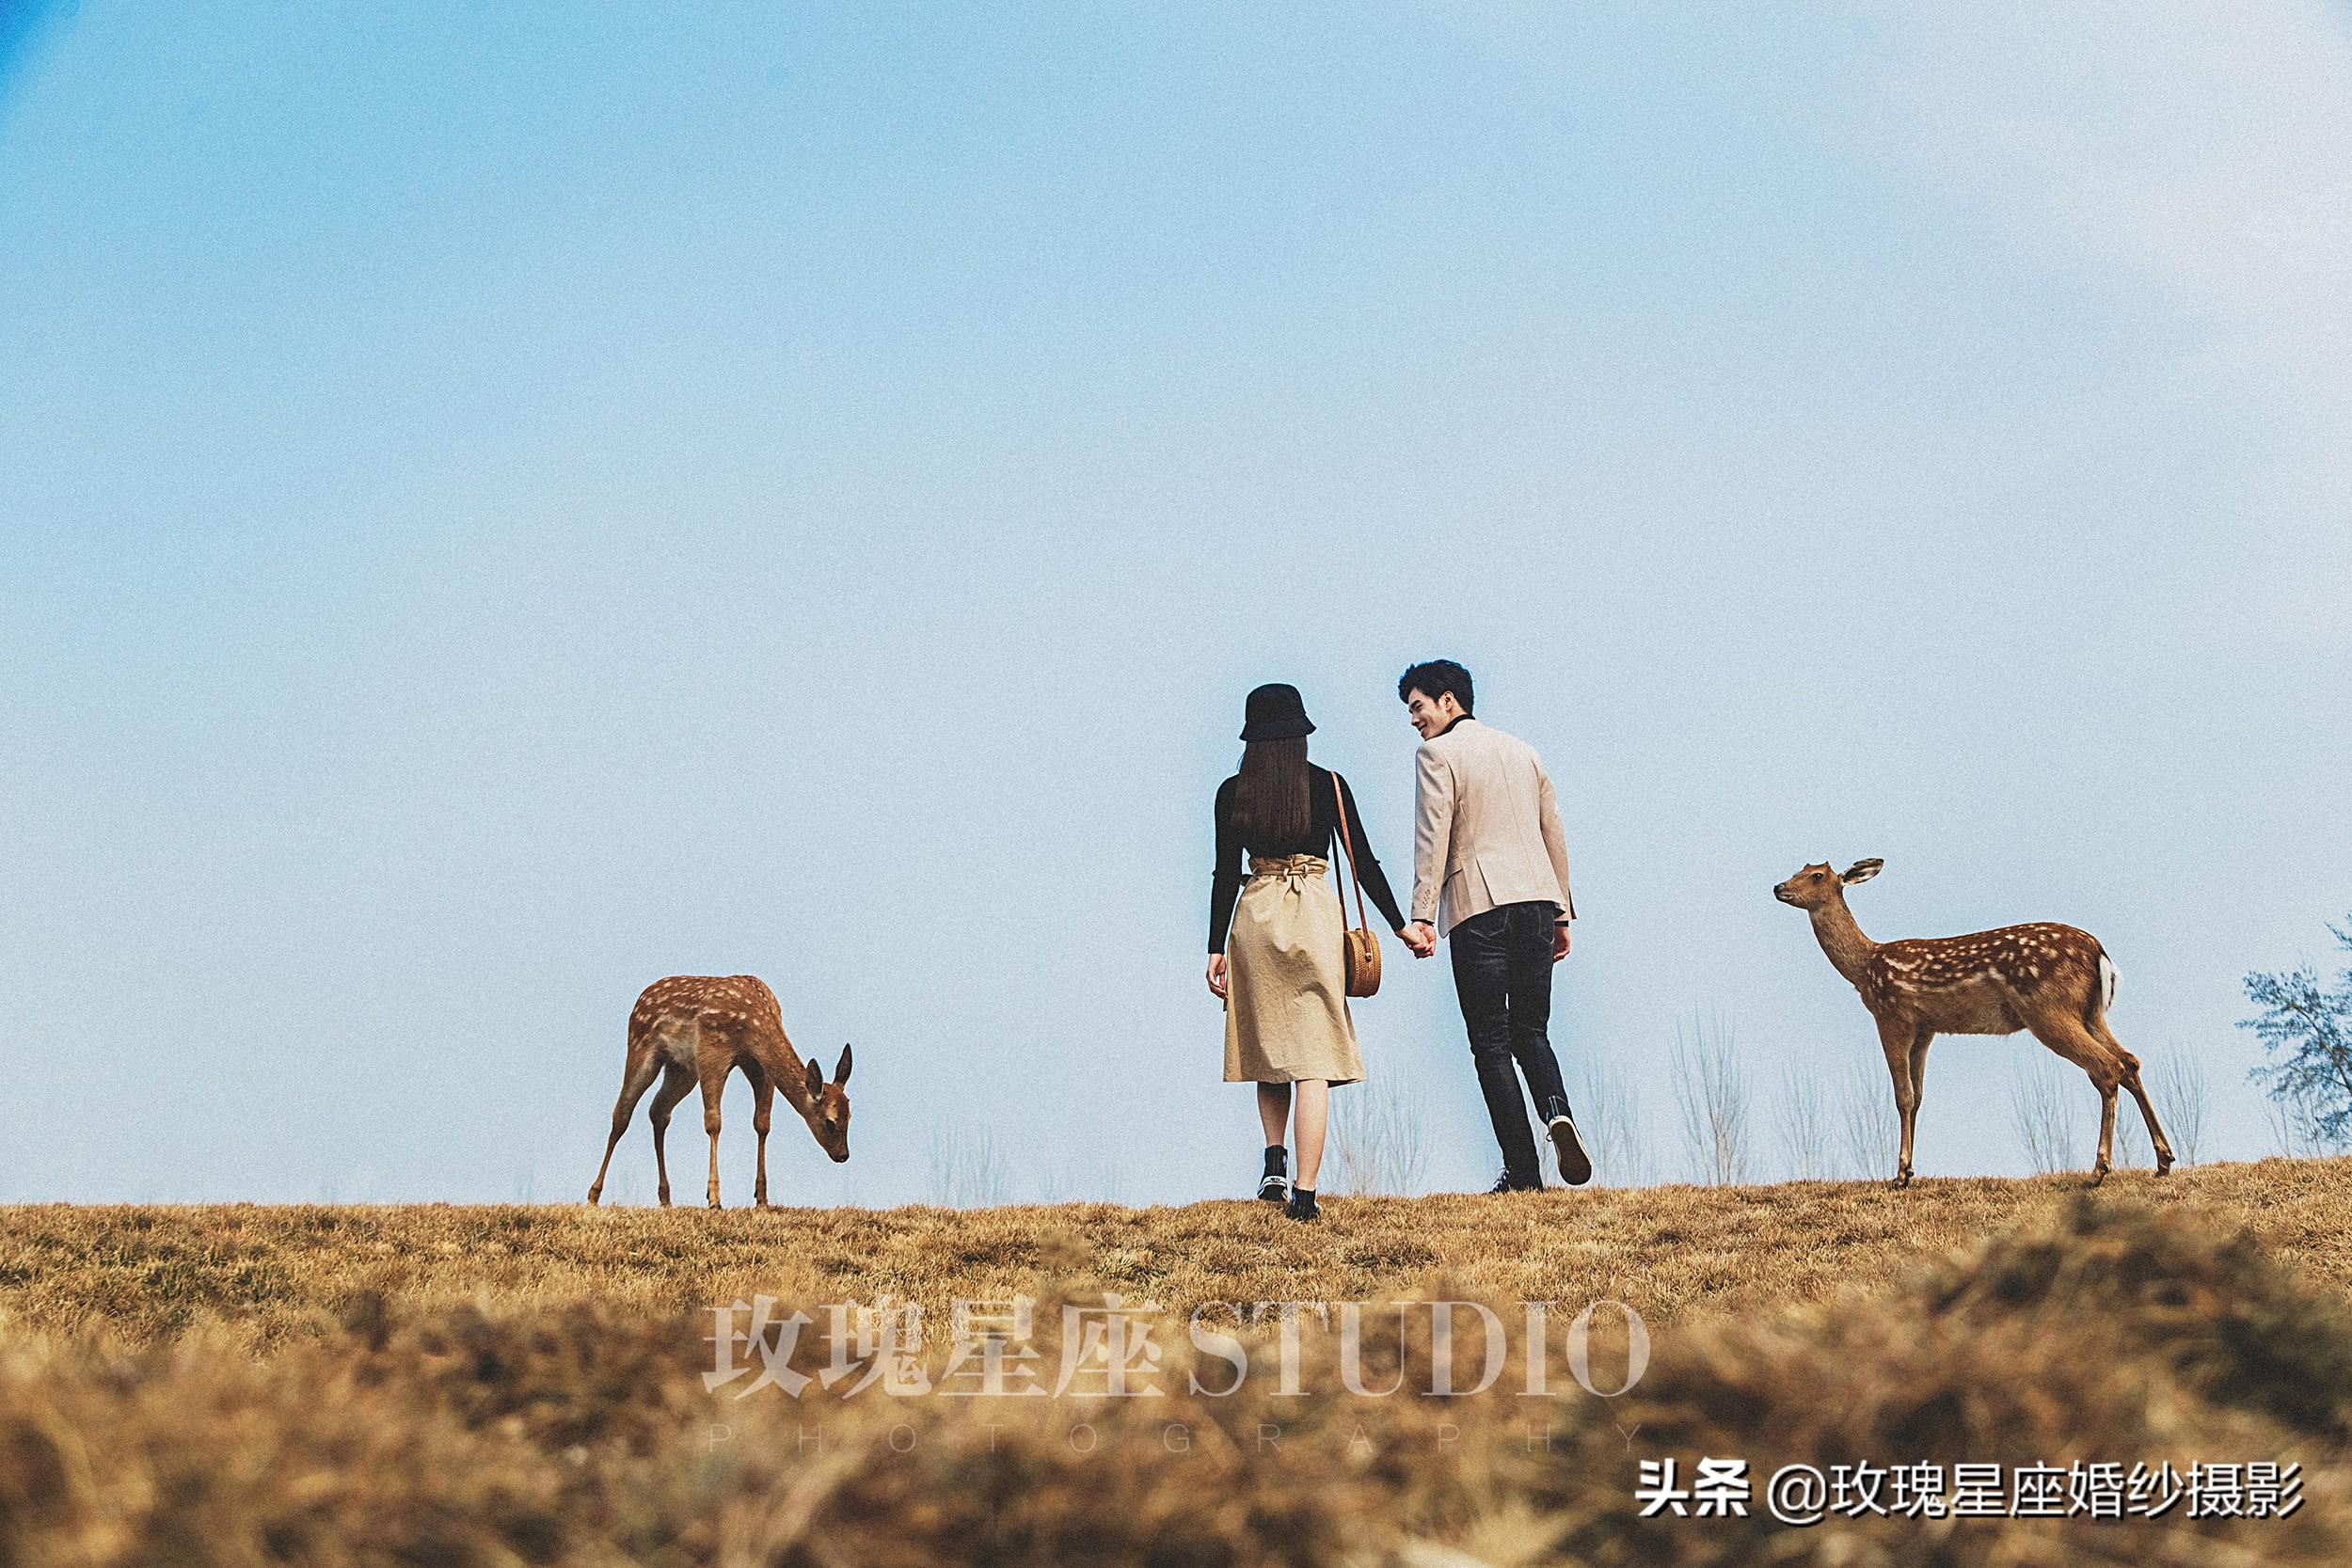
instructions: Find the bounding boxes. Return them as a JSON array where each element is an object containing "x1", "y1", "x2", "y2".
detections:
[
  {"x1": 1218, "y1": 924, "x2": 1549, "y2": 977},
  {"x1": 1394, "y1": 921, "x2": 1558, "y2": 960}
]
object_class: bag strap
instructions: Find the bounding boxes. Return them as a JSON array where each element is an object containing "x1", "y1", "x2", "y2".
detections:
[{"x1": 1329, "y1": 770, "x2": 1372, "y2": 936}]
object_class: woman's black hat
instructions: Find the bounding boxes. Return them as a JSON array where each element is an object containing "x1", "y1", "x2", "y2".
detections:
[{"x1": 1241, "y1": 683, "x2": 1315, "y2": 741}]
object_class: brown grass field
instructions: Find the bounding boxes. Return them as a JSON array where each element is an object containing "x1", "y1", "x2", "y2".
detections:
[{"x1": 5, "y1": 1157, "x2": 2351, "y2": 1565}]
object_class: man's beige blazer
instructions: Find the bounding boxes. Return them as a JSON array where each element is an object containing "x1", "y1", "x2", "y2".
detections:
[{"x1": 1410, "y1": 718, "x2": 1576, "y2": 939}]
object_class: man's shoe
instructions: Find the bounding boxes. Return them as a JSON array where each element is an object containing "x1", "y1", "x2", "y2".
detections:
[
  {"x1": 1258, "y1": 1173, "x2": 1290, "y2": 1202},
  {"x1": 1285, "y1": 1187, "x2": 1321, "y2": 1223},
  {"x1": 1548, "y1": 1113, "x2": 1594, "y2": 1186},
  {"x1": 1486, "y1": 1170, "x2": 1541, "y2": 1194}
]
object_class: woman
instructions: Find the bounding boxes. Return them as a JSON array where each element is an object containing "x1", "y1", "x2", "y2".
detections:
[{"x1": 1206, "y1": 683, "x2": 1408, "y2": 1222}]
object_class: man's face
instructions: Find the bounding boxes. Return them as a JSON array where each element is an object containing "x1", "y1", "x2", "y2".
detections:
[{"x1": 1404, "y1": 688, "x2": 1461, "y2": 740}]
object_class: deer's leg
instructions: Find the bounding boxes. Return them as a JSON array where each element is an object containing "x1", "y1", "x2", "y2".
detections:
[
  {"x1": 588, "y1": 1045, "x2": 661, "y2": 1205},
  {"x1": 1875, "y1": 1016, "x2": 1919, "y2": 1188},
  {"x1": 2123, "y1": 1068, "x2": 2171, "y2": 1176},
  {"x1": 2093, "y1": 1020, "x2": 2174, "y2": 1175},
  {"x1": 647, "y1": 1063, "x2": 694, "y2": 1208},
  {"x1": 1905, "y1": 1027, "x2": 1934, "y2": 1180},
  {"x1": 2093, "y1": 1081, "x2": 2119, "y2": 1185},
  {"x1": 745, "y1": 1059, "x2": 774, "y2": 1209},
  {"x1": 700, "y1": 1060, "x2": 731, "y2": 1211},
  {"x1": 2027, "y1": 1013, "x2": 2124, "y2": 1186}
]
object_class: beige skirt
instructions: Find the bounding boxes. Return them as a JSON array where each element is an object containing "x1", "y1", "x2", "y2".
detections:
[{"x1": 1223, "y1": 854, "x2": 1365, "y2": 1085}]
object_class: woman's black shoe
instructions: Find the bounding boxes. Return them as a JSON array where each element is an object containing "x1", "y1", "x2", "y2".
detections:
[
  {"x1": 1285, "y1": 1186, "x2": 1320, "y2": 1223},
  {"x1": 1486, "y1": 1170, "x2": 1541, "y2": 1194},
  {"x1": 1258, "y1": 1145, "x2": 1290, "y2": 1202}
]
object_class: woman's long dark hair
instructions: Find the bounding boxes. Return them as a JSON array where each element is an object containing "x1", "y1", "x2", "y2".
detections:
[{"x1": 1232, "y1": 737, "x2": 1311, "y2": 846}]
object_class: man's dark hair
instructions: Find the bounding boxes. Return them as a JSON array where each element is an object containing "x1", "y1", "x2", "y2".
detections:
[{"x1": 1397, "y1": 659, "x2": 1474, "y2": 715}]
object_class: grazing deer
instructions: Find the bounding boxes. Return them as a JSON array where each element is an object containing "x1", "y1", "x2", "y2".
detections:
[
  {"x1": 586, "y1": 974, "x2": 851, "y2": 1209},
  {"x1": 1774, "y1": 860, "x2": 2171, "y2": 1188}
]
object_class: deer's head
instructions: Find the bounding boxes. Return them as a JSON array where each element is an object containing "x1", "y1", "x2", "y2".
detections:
[
  {"x1": 1774, "y1": 858, "x2": 1881, "y2": 910},
  {"x1": 801, "y1": 1043, "x2": 853, "y2": 1162}
]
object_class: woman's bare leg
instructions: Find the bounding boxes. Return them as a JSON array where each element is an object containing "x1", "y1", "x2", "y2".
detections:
[
  {"x1": 1256, "y1": 1082, "x2": 1292, "y2": 1147},
  {"x1": 1293, "y1": 1079, "x2": 1329, "y2": 1189}
]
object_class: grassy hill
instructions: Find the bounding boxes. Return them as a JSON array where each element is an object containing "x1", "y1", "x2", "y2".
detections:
[
  {"x1": 4, "y1": 1157, "x2": 2349, "y2": 1348},
  {"x1": 5, "y1": 1158, "x2": 2350, "y2": 1567}
]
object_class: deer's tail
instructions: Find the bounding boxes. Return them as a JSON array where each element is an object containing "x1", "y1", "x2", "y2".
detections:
[{"x1": 2089, "y1": 949, "x2": 2119, "y2": 1022}]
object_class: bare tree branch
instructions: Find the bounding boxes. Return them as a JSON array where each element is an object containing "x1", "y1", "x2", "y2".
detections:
[
  {"x1": 1775, "y1": 1062, "x2": 1830, "y2": 1181},
  {"x1": 1833, "y1": 1061, "x2": 1897, "y2": 1180},
  {"x1": 925, "y1": 1125, "x2": 1011, "y2": 1207},
  {"x1": 1329, "y1": 1076, "x2": 1432, "y2": 1196},
  {"x1": 1566, "y1": 1058, "x2": 1649, "y2": 1187},
  {"x1": 2010, "y1": 1051, "x2": 2077, "y2": 1176},
  {"x1": 2148, "y1": 1043, "x2": 2208, "y2": 1166},
  {"x1": 2266, "y1": 1087, "x2": 2332, "y2": 1159},
  {"x1": 1671, "y1": 1011, "x2": 1751, "y2": 1186}
]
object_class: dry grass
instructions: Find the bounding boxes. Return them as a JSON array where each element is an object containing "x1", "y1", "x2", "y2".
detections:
[
  {"x1": 6, "y1": 1158, "x2": 2349, "y2": 1353},
  {"x1": 5, "y1": 1157, "x2": 2351, "y2": 1565}
]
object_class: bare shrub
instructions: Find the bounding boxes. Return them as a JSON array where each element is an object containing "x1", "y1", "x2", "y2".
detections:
[
  {"x1": 1670, "y1": 1011, "x2": 1751, "y2": 1186},
  {"x1": 924, "y1": 1125, "x2": 1011, "y2": 1207},
  {"x1": 2116, "y1": 1098, "x2": 2152, "y2": 1168},
  {"x1": 2011, "y1": 1051, "x2": 2079, "y2": 1175},
  {"x1": 1774, "y1": 1062, "x2": 1830, "y2": 1181},
  {"x1": 1832, "y1": 1060, "x2": 1897, "y2": 1180},
  {"x1": 2268, "y1": 1088, "x2": 2338, "y2": 1159},
  {"x1": 1035, "y1": 1161, "x2": 1073, "y2": 1205},
  {"x1": 2149, "y1": 1043, "x2": 2208, "y2": 1165},
  {"x1": 1094, "y1": 1159, "x2": 1130, "y2": 1205},
  {"x1": 1566, "y1": 1058, "x2": 1649, "y2": 1187},
  {"x1": 1328, "y1": 1075, "x2": 1431, "y2": 1196}
]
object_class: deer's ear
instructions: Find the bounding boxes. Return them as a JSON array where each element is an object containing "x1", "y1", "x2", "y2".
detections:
[
  {"x1": 834, "y1": 1042, "x2": 852, "y2": 1085},
  {"x1": 804, "y1": 1059, "x2": 824, "y2": 1099},
  {"x1": 1842, "y1": 859, "x2": 1883, "y2": 884}
]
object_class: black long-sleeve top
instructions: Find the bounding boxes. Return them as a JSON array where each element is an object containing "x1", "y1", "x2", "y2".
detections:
[{"x1": 1209, "y1": 766, "x2": 1408, "y2": 953}]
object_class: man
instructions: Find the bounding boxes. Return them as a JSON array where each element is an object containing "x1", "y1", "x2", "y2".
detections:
[{"x1": 1397, "y1": 659, "x2": 1594, "y2": 1192}]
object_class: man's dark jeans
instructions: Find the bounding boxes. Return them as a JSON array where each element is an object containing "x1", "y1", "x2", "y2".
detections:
[{"x1": 1449, "y1": 900, "x2": 1573, "y2": 1186}]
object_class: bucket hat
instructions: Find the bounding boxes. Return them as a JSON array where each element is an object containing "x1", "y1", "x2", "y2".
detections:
[{"x1": 1240, "y1": 683, "x2": 1315, "y2": 741}]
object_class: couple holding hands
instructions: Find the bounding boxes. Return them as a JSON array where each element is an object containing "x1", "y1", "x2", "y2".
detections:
[{"x1": 1205, "y1": 659, "x2": 1592, "y2": 1222}]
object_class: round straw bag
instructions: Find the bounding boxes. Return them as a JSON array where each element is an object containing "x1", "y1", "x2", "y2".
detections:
[{"x1": 1331, "y1": 772, "x2": 1382, "y2": 998}]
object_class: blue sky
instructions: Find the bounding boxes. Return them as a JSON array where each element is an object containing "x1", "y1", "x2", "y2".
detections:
[{"x1": 4, "y1": 3, "x2": 2348, "y2": 1205}]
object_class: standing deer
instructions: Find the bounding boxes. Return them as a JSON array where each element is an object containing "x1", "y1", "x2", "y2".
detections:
[
  {"x1": 1774, "y1": 860, "x2": 2171, "y2": 1187},
  {"x1": 586, "y1": 974, "x2": 851, "y2": 1209}
]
